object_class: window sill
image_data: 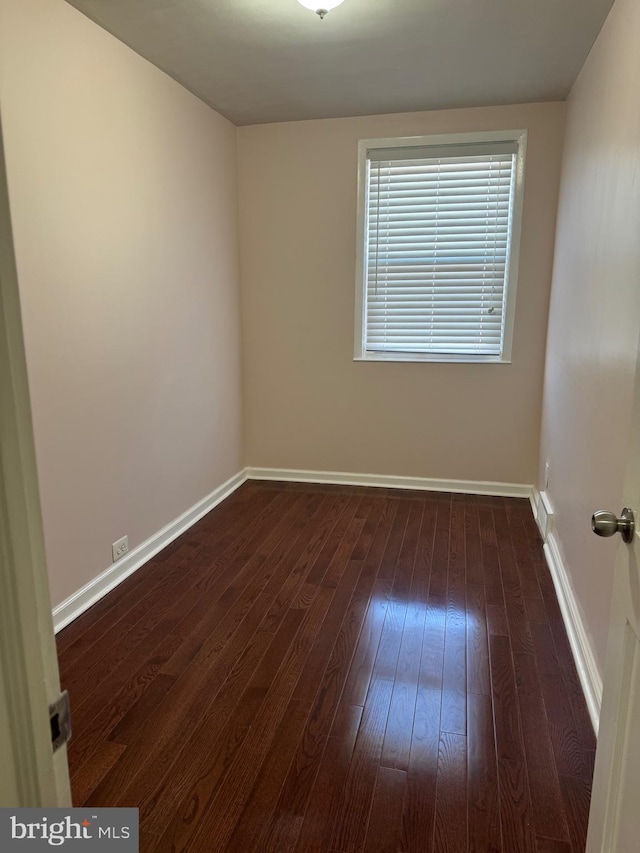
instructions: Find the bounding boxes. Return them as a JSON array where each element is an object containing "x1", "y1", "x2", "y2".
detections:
[{"x1": 353, "y1": 354, "x2": 512, "y2": 365}]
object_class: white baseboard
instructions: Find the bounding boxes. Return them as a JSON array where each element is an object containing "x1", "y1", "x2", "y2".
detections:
[
  {"x1": 543, "y1": 530, "x2": 602, "y2": 733},
  {"x1": 53, "y1": 469, "x2": 247, "y2": 633},
  {"x1": 246, "y1": 467, "x2": 534, "y2": 499}
]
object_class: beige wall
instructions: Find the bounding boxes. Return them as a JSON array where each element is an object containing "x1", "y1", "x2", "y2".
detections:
[
  {"x1": 539, "y1": 0, "x2": 640, "y2": 672},
  {"x1": 0, "y1": 0, "x2": 243, "y2": 608},
  {"x1": 238, "y1": 103, "x2": 565, "y2": 485}
]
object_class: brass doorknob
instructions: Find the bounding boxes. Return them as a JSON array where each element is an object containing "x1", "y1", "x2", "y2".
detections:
[{"x1": 591, "y1": 508, "x2": 635, "y2": 544}]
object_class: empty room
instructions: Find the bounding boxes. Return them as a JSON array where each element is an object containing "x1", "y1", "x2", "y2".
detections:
[{"x1": 1, "y1": 0, "x2": 639, "y2": 850}]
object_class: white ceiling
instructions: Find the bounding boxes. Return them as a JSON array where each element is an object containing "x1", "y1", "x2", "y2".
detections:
[{"x1": 64, "y1": 0, "x2": 613, "y2": 126}]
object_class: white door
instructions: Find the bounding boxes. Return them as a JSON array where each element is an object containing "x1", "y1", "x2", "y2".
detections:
[
  {"x1": 0, "y1": 124, "x2": 71, "y2": 807},
  {"x1": 586, "y1": 337, "x2": 640, "y2": 852}
]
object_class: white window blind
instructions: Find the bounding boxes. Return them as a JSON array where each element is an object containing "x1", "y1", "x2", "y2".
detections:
[{"x1": 364, "y1": 141, "x2": 518, "y2": 359}]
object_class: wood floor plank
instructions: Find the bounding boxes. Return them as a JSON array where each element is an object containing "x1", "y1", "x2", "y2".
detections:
[
  {"x1": 446, "y1": 498, "x2": 467, "y2": 652},
  {"x1": 381, "y1": 500, "x2": 426, "y2": 771},
  {"x1": 225, "y1": 698, "x2": 310, "y2": 852},
  {"x1": 381, "y1": 598, "x2": 424, "y2": 770},
  {"x1": 559, "y1": 773, "x2": 592, "y2": 853},
  {"x1": 111, "y1": 528, "x2": 336, "y2": 816},
  {"x1": 524, "y1": 595, "x2": 548, "y2": 624},
  {"x1": 293, "y1": 706, "x2": 363, "y2": 853},
  {"x1": 259, "y1": 493, "x2": 357, "y2": 632},
  {"x1": 511, "y1": 537, "x2": 544, "y2": 601},
  {"x1": 155, "y1": 491, "x2": 340, "y2": 676},
  {"x1": 466, "y1": 532, "x2": 484, "y2": 587},
  {"x1": 539, "y1": 671, "x2": 595, "y2": 777},
  {"x1": 67, "y1": 581, "x2": 246, "y2": 774},
  {"x1": 72, "y1": 740, "x2": 127, "y2": 806},
  {"x1": 139, "y1": 607, "x2": 307, "y2": 835},
  {"x1": 362, "y1": 766, "x2": 407, "y2": 853},
  {"x1": 330, "y1": 525, "x2": 413, "y2": 852},
  {"x1": 530, "y1": 621, "x2": 563, "y2": 677},
  {"x1": 158, "y1": 500, "x2": 378, "y2": 852},
  {"x1": 465, "y1": 497, "x2": 481, "y2": 537},
  {"x1": 107, "y1": 673, "x2": 177, "y2": 745},
  {"x1": 480, "y1": 508, "x2": 504, "y2": 609},
  {"x1": 498, "y1": 758, "x2": 537, "y2": 853},
  {"x1": 413, "y1": 500, "x2": 438, "y2": 600},
  {"x1": 377, "y1": 498, "x2": 411, "y2": 580},
  {"x1": 330, "y1": 675, "x2": 395, "y2": 853},
  {"x1": 83, "y1": 589, "x2": 280, "y2": 807},
  {"x1": 156, "y1": 589, "x2": 335, "y2": 851},
  {"x1": 402, "y1": 769, "x2": 438, "y2": 853},
  {"x1": 494, "y1": 520, "x2": 534, "y2": 655},
  {"x1": 430, "y1": 497, "x2": 451, "y2": 602},
  {"x1": 441, "y1": 638, "x2": 466, "y2": 734},
  {"x1": 391, "y1": 499, "x2": 424, "y2": 603},
  {"x1": 487, "y1": 603, "x2": 510, "y2": 637},
  {"x1": 433, "y1": 731, "x2": 468, "y2": 852},
  {"x1": 467, "y1": 692, "x2": 501, "y2": 853},
  {"x1": 513, "y1": 653, "x2": 570, "y2": 842},
  {"x1": 57, "y1": 482, "x2": 594, "y2": 853},
  {"x1": 466, "y1": 582, "x2": 491, "y2": 696},
  {"x1": 296, "y1": 494, "x2": 365, "y2": 593},
  {"x1": 319, "y1": 510, "x2": 368, "y2": 589},
  {"x1": 340, "y1": 579, "x2": 392, "y2": 708},
  {"x1": 489, "y1": 634, "x2": 525, "y2": 765},
  {"x1": 263, "y1": 504, "x2": 390, "y2": 845},
  {"x1": 401, "y1": 588, "x2": 446, "y2": 853}
]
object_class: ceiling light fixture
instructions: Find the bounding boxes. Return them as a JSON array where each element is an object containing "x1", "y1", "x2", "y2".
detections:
[{"x1": 297, "y1": 0, "x2": 346, "y2": 20}]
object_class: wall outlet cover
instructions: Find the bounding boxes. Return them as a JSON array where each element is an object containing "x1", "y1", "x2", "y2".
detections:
[{"x1": 112, "y1": 535, "x2": 129, "y2": 562}]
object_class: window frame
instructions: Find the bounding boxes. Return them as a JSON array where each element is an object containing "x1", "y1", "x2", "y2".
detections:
[{"x1": 354, "y1": 129, "x2": 528, "y2": 364}]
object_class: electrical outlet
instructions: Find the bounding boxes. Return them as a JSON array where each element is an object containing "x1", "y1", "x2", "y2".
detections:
[
  {"x1": 112, "y1": 535, "x2": 129, "y2": 562},
  {"x1": 544, "y1": 460, "x2": 550, "y2": 490}
]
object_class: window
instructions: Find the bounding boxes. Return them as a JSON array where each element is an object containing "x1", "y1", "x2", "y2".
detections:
[{"x1": 354, "y1": 131, "x2": 526, "y2": 363}]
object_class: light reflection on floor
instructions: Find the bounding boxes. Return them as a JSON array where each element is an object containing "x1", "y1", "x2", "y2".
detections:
[{"x1": 345, "y1": 594, "x2": 478, "y2": 770}]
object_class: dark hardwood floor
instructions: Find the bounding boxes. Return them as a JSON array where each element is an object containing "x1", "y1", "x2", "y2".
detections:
[{"x1": 56, "y1": 480, "x2": 596, "y2": 852}]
